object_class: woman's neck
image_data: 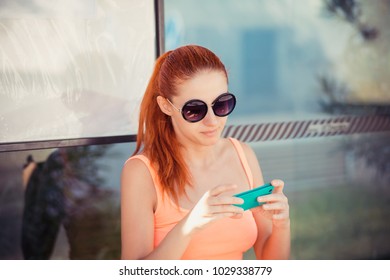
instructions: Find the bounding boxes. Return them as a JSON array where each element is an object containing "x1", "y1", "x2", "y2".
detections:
[{"x1": 180, "y1": 139, "x2": 224, "y2": 169}]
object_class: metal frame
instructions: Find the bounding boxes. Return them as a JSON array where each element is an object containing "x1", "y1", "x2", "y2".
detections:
[{"x1": 0, "y1": 0, "x2": 165, "y2": 153}]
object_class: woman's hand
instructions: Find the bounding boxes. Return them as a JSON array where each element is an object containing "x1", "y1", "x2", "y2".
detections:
[
  {"x1": 253, "y1": 179, "x2": 290, "y2": 227},
  {"x1": 181, "y1": 184, "x2": 244, "y2": 236}
]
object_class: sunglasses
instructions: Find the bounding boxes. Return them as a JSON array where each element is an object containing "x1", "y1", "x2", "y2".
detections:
[{"x1": 166, "y1": 93, "x2": 236, "y2": 123}]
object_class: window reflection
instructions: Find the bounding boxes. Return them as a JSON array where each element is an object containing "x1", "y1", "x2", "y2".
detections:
[
  {"x1": 0, "y1": 0, "x2": 389, "y2": 261},
  {"x1": 0, "y1": 143, "x2": 134, "y2": 259},
  {"x1": 164, "y1": 0, "x2": 390, "y2": 260}
]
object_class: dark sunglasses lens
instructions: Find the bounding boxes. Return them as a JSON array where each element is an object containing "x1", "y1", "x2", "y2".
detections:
[
  {"x1": 213, "y1": 94, "x2": 236, "y2": 117},
  {"x1": 182, "y1": 101, "x2": 207, "y2": 122}
]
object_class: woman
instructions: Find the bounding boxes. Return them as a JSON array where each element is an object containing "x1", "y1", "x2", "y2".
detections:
[{"x1": 121, "y1": 45, "x2": 290, "y2": 260}]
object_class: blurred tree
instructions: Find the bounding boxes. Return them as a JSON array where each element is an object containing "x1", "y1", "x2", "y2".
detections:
[
  {"x1": 22, "y1": 146, "x2": 121, "y2": 260},
  {"x1": 323, "y1": 0, "x2": 379, "y2": 41},
  {"x1": 320, "y1": 0, "x2": 390, "y2": 183}
]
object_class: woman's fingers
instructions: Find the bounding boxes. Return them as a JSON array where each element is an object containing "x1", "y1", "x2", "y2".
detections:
[
  {"x1": 205, "y1": 185, "x2": 245, "y2": 217},
  {"x1": 186, "y1": 184, "x2": 246, "y2": 235},
  {"x1": 208, "y1": 195, "x2": 243, "y2": 206},
  {"x1": 209, "y1": 204, "x2": 244, "y2": 215},
  {"x1": 272, "y1": 211, "x2": 289, "y2": 220},
  {"x1": 252, "y1": 179, "x2": 290, "y2": 223},
  {"x1": 208, "y1": 184, "x2": 238, "y2": 196},
  {"x1": 257, "y1": 193, "x2": 288, "y2": 204},
  {"x1": 271, "y1": 179, "x2": 284, "y2": 193},
  {"x1": 262, "y1": 201, "x2": 289, "y2": 212}
]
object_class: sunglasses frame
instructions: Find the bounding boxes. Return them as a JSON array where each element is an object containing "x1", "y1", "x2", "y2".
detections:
[{"x1": 166, "y1": 92, "x2": 236, "y2": 123}]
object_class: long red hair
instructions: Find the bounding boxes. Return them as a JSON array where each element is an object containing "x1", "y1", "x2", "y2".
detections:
[{"x1": 133, "y1": 45, "x2": 228, "y2": 204}]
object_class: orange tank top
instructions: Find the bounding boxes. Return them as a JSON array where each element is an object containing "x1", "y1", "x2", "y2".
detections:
[{"x1": 129, "y1": 138, "x2": 258, "y2": 259}]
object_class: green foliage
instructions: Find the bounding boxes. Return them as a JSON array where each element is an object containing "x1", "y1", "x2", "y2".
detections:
[{"x1": 289, "y1": 184, "x2": 390, "y2": 259}]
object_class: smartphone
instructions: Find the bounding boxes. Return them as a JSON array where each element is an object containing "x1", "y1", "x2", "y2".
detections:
[{"x1": 233, "y1": 183, "x2": 274, "y2": 211}]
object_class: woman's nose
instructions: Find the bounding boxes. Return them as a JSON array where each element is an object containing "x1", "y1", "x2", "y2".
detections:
[{"x1": 202, "y1": 107, "x2": 218, "y2": 126}]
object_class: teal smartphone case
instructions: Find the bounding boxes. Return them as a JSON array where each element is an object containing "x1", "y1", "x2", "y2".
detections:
[{"x1": 233, "y1": 183, "x2": 274, "y2": 211}]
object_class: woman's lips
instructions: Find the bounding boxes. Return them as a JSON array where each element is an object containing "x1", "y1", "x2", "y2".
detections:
[{"x1": 201, "y1": 129, "x2": 218, "y2": 136}]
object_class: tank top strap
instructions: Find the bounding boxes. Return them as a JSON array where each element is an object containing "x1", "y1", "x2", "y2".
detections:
[{"x1": 228, "y1": 137, "x2": 254, "y2": 188}]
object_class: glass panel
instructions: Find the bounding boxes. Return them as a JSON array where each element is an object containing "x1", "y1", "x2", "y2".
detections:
[
  {"x1": 164, "y1": 0, "x2": 390, "y2": 259},
  {"x1": 0, "y1": 0, "x2": 155, "y2": 144},
  {"x1": 165, "y1": 0, "x2": 390, "y2": 120},
  {"x1": 0, "y1": 142, "x2": 135, "y2": 259},
  {"x1": 0, "y1": 0, "x2": 388, "y2": 261}
]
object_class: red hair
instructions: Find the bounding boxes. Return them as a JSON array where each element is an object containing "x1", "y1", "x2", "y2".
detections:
[{"x1": 133, "y1": 45, "x2": 228, "y2": 204}]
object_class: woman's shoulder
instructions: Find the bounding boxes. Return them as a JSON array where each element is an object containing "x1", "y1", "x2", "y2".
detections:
[
  {"x1": 122, "y1": 153, "x2": 153, "y2": 178},
  {"x1": 124, "y1": 153, "x2": 149, "y2": 166},
  {"x1": 121, "y1": 153, "x2": 157, "y2": 203},
  {"x1": 121, "y1": 153, "x2": 157, "y2": 221}
]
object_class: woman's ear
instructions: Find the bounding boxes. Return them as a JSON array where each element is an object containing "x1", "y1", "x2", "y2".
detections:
[{"x1": 156, "y1": 96, "x2": 174, "y2": 116}]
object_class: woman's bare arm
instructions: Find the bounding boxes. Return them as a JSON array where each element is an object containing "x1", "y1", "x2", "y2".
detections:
[{"x1": 240, "y1": 142, "x2": 291, "y2": 260}]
